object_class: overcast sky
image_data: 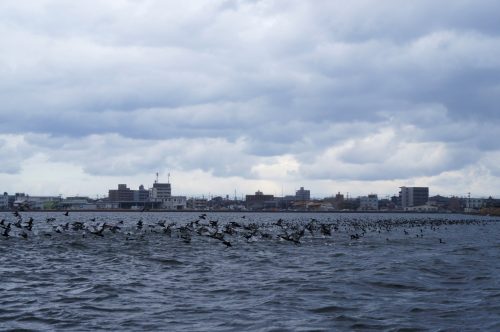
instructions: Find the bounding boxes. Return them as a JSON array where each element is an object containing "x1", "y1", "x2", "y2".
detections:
[{"x1": 1, "y1": 0, "x2": 500, "y2": 199}]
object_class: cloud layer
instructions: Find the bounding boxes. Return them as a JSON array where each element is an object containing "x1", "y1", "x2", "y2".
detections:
[{"x1": 1, "y1": 0, "x2": 500, "y2": 197}]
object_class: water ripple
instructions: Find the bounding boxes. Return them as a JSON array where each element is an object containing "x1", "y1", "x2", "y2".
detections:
[{"x1": 1, "y1": 212, "x2": 499, "y2": 331}]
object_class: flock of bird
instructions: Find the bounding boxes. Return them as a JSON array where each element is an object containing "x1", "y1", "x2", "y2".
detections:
[{"x1": 0, "y1": 210, "x2": 493, "y2": 247}]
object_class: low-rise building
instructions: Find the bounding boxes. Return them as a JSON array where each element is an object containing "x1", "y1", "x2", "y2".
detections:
[
  {"x1": 245, "y1": 190, "x2": 275, "y2": 210},
  {"x1": 61, "y1": 196, "x2": 98, "y2": 210},
  {"x1": 404, "y1": 204, "x2": 439, "y2": 212},
  {"x1": 465, "y1": 198, "x2": 485, "y2": 212},
  {"x1": 13, "y1": 195, "x2": 62, "y2": 210},
  {"x1": 359, "y1": 194, "x2": 379, "y2": 211},
  {"x1": 187, "y1": 198, "x2": 208, "y2": 210},
  {"x1": 163, "y1": 196, "x2": 187, "y2": 210}
]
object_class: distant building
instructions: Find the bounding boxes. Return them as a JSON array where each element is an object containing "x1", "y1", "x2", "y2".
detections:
[
  {"x1": 484, "y1": 196, "x2": 500, "y2": 208},
  {"x1": 465, "y1": 198, "x2": 485, "y2": 211},
  {"x1": 359, "y1": 194, "x2": 379, "y2": 211},
  {"x1": 245, "y1": 190, "x2": 274, "y2": 210},
  {"x1": 61, "y1": 197, "x2": 97, "y2": 210},
  {"x1": 334, "y1": 192, "x2": 345, "y2": 210},
  {"x1": 404, "y1": 204, "x2": 439, "y2": 212},
  {"x1": 150, "y1": 182, "x2": 171, "y2": 200},
  {"x1": 399, "y1": 187, "x2": 429, "y2": 208},
  {"x1": 163, "y1": 196, "x2": 187, "y2": 210},
  {"x1": 109, "y1": 184, "x2": 134, "y2": 202},
  {"x1": 428, "y1": 195, "x2": 450, "y2": 210},
  {"x1": 295, "y1": 187, "x2": 310, "y2": 201},
  {"x1": 13, "y1": 195, "x2": 62, "y2": 210},
  {"x1": 134, "y1": 185, "x2": 150, "y2": 202},
  {"x1": 275, "y1": 195, "x2": 295, "y2": 210},
  {"x1": 187, "y1": 198, "x2": 208, "y2": 210},
  {"x1": 1, "y1": 192, "x2": 9, "y2": 210},
  {"x1": 108, "y1": 184, "x2": 158, "y2": 209}
]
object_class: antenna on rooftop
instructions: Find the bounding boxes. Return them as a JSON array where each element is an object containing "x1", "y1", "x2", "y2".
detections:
[
  {"x1": 168, "y1": 172, "x2": 170, "y2": 184},
  {"x1": 155, "y1": 172, "x2": 159, "y2": 184}
]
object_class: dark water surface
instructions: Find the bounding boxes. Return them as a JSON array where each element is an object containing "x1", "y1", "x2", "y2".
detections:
[{"x1": 1, "y1": 212, "x2": 499, "y2": 331}]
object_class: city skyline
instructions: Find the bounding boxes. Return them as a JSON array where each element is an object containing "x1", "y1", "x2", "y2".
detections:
[
  {"x1": 2, "y1": 1, "x2": 500, "y2": 198},
  {"x1": 2, "y1": 177, "x2": 496, "y2": 202}
]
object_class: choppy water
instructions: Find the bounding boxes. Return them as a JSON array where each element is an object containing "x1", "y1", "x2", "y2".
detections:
[{"x1": 1, "y1": 212, "x2": 499, "y2": 331}]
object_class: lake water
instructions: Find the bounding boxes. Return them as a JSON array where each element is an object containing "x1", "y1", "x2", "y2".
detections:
[{"x1": 1, "y1": 212, "x2": 499, "y2": 331}]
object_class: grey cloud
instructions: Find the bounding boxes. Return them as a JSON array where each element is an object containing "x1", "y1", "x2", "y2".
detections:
[
  {"x1": 0, "y1": 136, "x2": 33, "y2": 174},
  {"x1": 1, "y1": 0, "x2": 500, "y2": 190}
]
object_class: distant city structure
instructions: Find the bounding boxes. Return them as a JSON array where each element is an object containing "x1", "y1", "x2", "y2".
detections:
[
  {"x1": 108, "y1": 184, "x2": 154, "y2": 209},
  {"x1": 295, "y1": 187, "x2": 311, "y2": 201},
  {"x1": 399, "y1": 187, "x2": 429, "y2": 209},
  {"x1": 1, "y1": 181, "x2": 499, "y2": 214},
  {"x1": 1, "y1": 192, "x2": 9, "y2": 210},
  {"x1": 245, "y1": 190, "x2": 275, "y2": 210},
  {"x1": 359, "y1": 194, "x2": 379, "y2": 211},
  {"x1": 106, "y1": 174, "x2": 187, "y2": 210},
  {"x1": 187, "y1": 197, "x2": 208, "y2": 210}
]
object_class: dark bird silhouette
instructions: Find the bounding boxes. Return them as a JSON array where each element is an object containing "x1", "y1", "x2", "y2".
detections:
[
  {"x1": 90, "y1": 223, "x2": 106, "y2": 237},
  {"x1": 223, "y1": 224, "x2": 236, "y2": 235},
  {"x1": 163, "y1": 224, "x2": 174, "y2": 237},
  {"x1": 260, "y1": 232, "x2": 273, "y2": 239},
  {"x1": 199, "y1": 214, "x2": 207, "y2": 220},
  {"x1": 179, "y1": 226, "x2": 191, "y2": 243},
  {"x1": 63, "y1": 211, "x2": 69, "y2": 216},
  {"x1": 229, "y1": 221, "x2": 241, "y2": 228},
  {"x1": 320, "y1": 224, "x2": 331, "y2": 236},
  {"x1": 71, "y1": 222, "x2": 85, "y2": 231},
  {"x1": 13, "y1": 219, "x2": 22, "y2": 228},
  {"x1": 279, "y1": 229, "x2": 304, "y2": 245},
  {"x1": 2, "y1": 223, "x2": 11, "y2": 238},
  {"x1": 105, "y1": 224, "x2": 121, "y2": 233},
  {"x1": 23, "y1": 217, "x2": 34, "y2": 231}
]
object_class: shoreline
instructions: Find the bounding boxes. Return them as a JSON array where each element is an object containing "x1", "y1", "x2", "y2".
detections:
[{"x1": 0, "y1": 209, "x2": 480, "y2": 215}]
